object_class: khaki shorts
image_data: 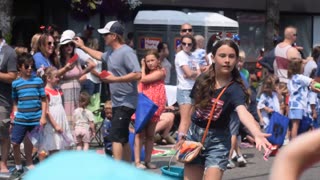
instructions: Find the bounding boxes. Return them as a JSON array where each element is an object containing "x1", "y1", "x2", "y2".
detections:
[{"x1": 0, "y1": 106, "x2": 11, "y2": 138}]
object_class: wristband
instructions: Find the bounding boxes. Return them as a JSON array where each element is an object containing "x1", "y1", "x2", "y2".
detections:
[{"x1": 177, "y1": 132, "x2": 187, "y2": 140}]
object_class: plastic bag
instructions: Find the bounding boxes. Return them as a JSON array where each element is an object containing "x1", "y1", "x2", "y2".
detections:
[{"x1": 27, "y1": 126, "x2": 43, "y2": 149}]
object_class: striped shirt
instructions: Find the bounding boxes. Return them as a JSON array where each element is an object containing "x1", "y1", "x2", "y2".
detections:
[{"x1": 12, "y1": 76, "x2": 45, "y2": 125}]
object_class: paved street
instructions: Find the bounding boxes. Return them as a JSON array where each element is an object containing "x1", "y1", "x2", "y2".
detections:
[{"x1": 148, "y1": 146, "x2": 320, "y2": 180}]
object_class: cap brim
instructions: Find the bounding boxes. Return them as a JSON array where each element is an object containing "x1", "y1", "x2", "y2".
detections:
[
  {"x1": 97, "y1": 28, "x2": 110, "y2": 34},
  {"x1": 60, "y1": 39, "x2": 73, "y2": 45}
]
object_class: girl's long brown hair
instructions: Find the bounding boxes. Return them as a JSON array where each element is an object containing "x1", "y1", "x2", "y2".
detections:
[
  {"x1": 144, "y1": 50, "x2": 161, "y2": 75},
  {"x1": 194, "y1": 39, "x2": 250, "y2": 109}
]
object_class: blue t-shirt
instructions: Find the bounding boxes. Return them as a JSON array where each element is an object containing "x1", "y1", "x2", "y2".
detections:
[
  {"x1": 12, "y1": 76, "x2": 46, "y2": 125},
  {"x1": 33, "y1": 52, "x2": 51, "y2": 70}
]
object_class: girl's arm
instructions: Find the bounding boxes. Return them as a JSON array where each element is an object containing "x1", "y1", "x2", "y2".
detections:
[
  {"x1": 270, "y1": 129, "x2": 320, "y2": 180},
  {"x1": 89, "y1": 121, "x2": 95, "y2": 137},
  {"x1": 140, "y1": 69, "x2": 166, "y2": 84},
  {"x1": 236, "y1": 105, "x2": 271, "y2": 151},
  {"x1": 40, "y1": 97, "x2": 47, "y2": 126},
  {"x1": 45, "y1": 97, "x2": 62, "y2": 133}
]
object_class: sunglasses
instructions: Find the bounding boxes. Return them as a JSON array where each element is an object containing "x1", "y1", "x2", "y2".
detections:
[
  {"x1": 181, "y1": 29, "x2": 192, "y2": 33},
  {"x1": 65, "y1": 42, "x2": 74, "y2": 47},
  {"x1": 23, "y1": 64, "x2": 33, "y2": 69},
  {"x1": 47, "y1": 41, "x2": 54, "y2": 46},
  {"x1": 181, "y1": 42, "x2": 192, "y2": 47},
  {"x1": 293, "y1": 33, "x2": 297, "y2": 37}
]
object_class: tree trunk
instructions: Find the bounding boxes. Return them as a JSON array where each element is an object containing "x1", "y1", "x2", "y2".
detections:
[
  {"x1": 264, "y1": 0, "x2": 279, "y2": 52},
  {"x1": 0, "y1": 0, "x2": 13, "y2": 43}
]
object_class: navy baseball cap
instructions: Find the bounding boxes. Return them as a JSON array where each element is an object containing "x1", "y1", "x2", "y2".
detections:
[{"x1": 98, "y1": 21, "x2": 124, "y2": 36}]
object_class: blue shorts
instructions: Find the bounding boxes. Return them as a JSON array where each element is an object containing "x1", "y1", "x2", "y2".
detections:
[
  {"x1": 177, "y1": 89, "x2": 193, "y2": 105},
  {"x1": 288, "y1": 109, "x2": 304, "y2": 120},
  {"x1": 186, "y1": 123, "x2": 231, "y2": 171},
  {"x1": 11, "y1": 123, "x2": 38, "y2": 144}
]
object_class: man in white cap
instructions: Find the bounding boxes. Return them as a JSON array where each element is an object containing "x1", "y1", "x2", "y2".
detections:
[{"x1": 74, "y1": 21, "x2": 141, "y2": 162}]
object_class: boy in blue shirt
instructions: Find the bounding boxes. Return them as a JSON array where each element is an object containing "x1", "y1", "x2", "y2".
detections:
[{"x1": 10, "y1": 53, "x2": 46, "y2": 179}]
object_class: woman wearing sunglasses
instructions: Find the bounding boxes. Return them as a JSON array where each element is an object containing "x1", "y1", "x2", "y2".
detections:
[
  {"x1": 33, "y1": 33, "x2": 59, "y2": 70},
  {"x1": 175, "y1": 35, "x2": 201, "y2": 141},
  {"x1": 58, "y1": 30, "x2": 95, "y2": 131}
]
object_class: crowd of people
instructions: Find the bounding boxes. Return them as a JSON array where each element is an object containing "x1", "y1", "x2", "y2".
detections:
[{"x1": 1, "y1": 18, "x2": 320, "y2": 180}]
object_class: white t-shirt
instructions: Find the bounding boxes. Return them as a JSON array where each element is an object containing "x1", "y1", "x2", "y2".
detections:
[
  {"x1": 161, "y1": 58, "x2": 172, "y2": 85},
  {"x1": 303, "y1": 59, "x2": 317, "y2": 77},
  {"x1": 86, "y1": 59, "x2": 102, "y2": 83},
  {"x1": 175, "y1": 51, "x2": 198, "y2": 90},
  {"x1": 257, "y1": 92, "x2": 280, "y2": 129},
  {"x1": 306, "y1": 91, "x2": 318, "y2": 118},
  {"x1": 73, "y1": 108, "x2": 94, "y2": 130}
]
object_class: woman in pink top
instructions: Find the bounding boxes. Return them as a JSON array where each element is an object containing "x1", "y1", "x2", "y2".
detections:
[{"x1": 58, "y1": 30, "x2": 94, "y2": 131}]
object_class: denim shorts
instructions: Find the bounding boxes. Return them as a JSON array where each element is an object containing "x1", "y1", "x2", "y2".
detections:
[
  {"x1": 11, "y1": 124, "x2": 37, "y2": 144},
  {"x1": 288, "y1": 109, "x2": 304, "y2": 120},
  {"x1": 186, "y1": 123, "x2": 231, "y2": 171},
  {"x1": 177, "y1": 89, "x2": 193, "y2": 105}
]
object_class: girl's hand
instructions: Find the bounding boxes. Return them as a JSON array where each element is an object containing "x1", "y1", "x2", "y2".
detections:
[
  {"x1": 40, "y1": 117, "x2": 46, "y2": 126},
  {"x1": 55, "y1": 125, "x2": 63, "y2": 133},
  {"x1": 254, "y1": 132, "x2": 272, "y2": 152},
  {"x1": 140, "y1": 58, "x2": 145, "y2": 68},
  {"x1": 174, "y1": 138, "x2": 185, "y2": 150}
]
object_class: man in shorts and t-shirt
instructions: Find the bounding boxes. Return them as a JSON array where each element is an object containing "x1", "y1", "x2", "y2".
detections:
[
  {"x1": 74, "y1": 21, "x2": 141, "y2": 162},
  {"x1": 0, "y1": 30, "x2": 17, "y2": 173}
]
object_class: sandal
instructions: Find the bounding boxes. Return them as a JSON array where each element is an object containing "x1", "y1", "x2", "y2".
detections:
[
  {"x1": 135, "y1": 163, "x2": 146, "y2": 169},
  {"x1": 145, "y1": 162, "x2": 157, "y2": 169}
]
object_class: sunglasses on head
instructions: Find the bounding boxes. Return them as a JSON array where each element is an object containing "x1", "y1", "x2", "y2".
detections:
[
  {"x1": 181, "y1": 42, "x2": 192, "y2": 47},
  {"x1": 47, "y1": 41, "x2": 54, "y2": 46},
  {"x1": 23, "y1": 64, "x2": 33, "y2": 69},
  {"x1": 181, "y1": 29, "x2": 192, "y2": 33}
]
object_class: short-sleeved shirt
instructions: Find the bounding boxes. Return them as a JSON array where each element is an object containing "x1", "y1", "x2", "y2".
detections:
[
  {"x1": 33, "y1": 52, "x2": 51, "y2": 70},
  {"x1": 73, "y1": 108, "x2": 94, "y2": 131},
  {"x1": 161, "y1": 58, "x2": 171, "y2": 85},
  {"x1": 190, "y1": 80, "x2": 246, "y2": 130},
  {"x1": 101, "y1": 45, "x2": 140, "y2": 109},
  {"x1": 257, "y1": 92, "x2": 280, "y2": 122},
  {"x1": 175, "y1": 51, "x2": 198, "y2": 90},
  {"x1": 192, "y1": 48, "x2": 207, "y2": 66},
  {"x1": 307, "y1": 91, "x2": 317, "y2": 117},
  {"x1": 303, "y1": 59, "x2": 317, "y2": 77},
  {"x1": 0, "y1": 44, "x2": 17, "y2": 108},
  {"x1": 12, "y1": 76, "x2": 45, "y2": 126},
  {"x1": 287, "y1": 74, "x2": 312, "y2": 110}
]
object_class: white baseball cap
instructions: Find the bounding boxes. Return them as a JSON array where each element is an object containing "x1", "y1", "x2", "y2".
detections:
[{"x1": 97, "y1": 21, "x2": 124, "y2": 36}]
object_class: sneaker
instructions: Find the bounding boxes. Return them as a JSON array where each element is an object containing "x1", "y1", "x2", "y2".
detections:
[
  {"x1": 9, "y1": 168, "x2": 24, "y2": 180},
  {"x1": 227, "y1": 160, "x2": 236, "y2": 169},
  {"x1": 237, "y1": 156, "x2": 247, "y2": 167}
]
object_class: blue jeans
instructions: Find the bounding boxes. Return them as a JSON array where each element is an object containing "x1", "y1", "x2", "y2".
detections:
[{"x1": 186, "y1": 123, "x2": 231, "y2": 171}]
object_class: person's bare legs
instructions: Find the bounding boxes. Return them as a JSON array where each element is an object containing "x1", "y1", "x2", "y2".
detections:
[
  {"x1": 178, "y1": 104, "x2": 192, "y2": 135},
  {"x1": 229, "y1": 135, "x2": 237, "y2": 160},
  {"x1": 23, "y1": 137, "x2": 34, "y2": 168},
  {"x1": 155, "y1": 112, "x2": 174, "y2": 137},
  {"x1": 204, "y1": 167, "x2": 224, "y2": 180},
  {"x1": 112, "y1": 142, "x2": 123, "y2": 160},
  {"x1": 122, "y1": 143, "x2": 131, "y2": 163},
  {"x1": 0, "y1": 137, "x2": 10, "y2": 173},
  {"x1": 144, "y1": 121, "x2": 157, "y2": 168},
  {"x1": 291, "y1": 119, "x2": 300, "y2": 139},
  {"x1": 83, "y1": 142, "x2": 89, "y2": 151},
  {"x1": 134, "y1": 131, "x2": 145, "y2": 167},
  {"x1": 12, "y1": 143, "x2": 22, "y2": 168},
  {"x1": 184, "y1": 163, "x2": 204, "y2": 180}
]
